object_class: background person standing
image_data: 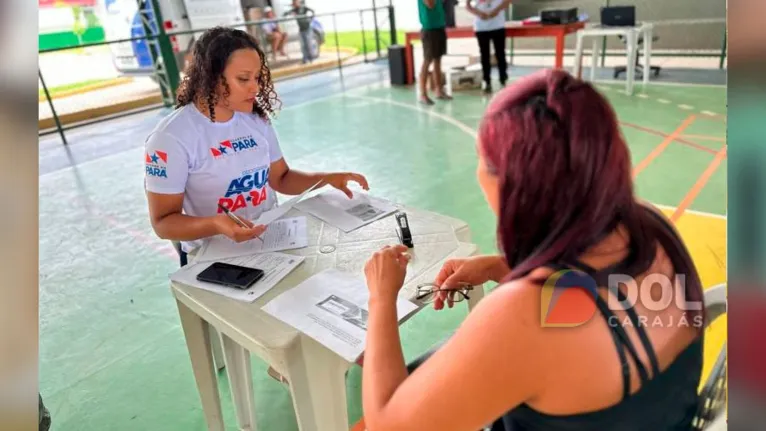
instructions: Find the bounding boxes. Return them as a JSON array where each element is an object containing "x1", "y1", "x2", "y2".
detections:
[
  {"x1": 466, "y1": 0, "x2": 511, "y2": 93},
  {"x1": 418, "y1": 0, "x2": 453, "y2": 105},
  {"x1": 284, "y1": 0, "x2": 316, "y2": 64}
]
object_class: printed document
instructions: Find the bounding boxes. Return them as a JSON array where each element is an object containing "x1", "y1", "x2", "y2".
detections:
[
  {"x1": 171, "y1": 252, "x2": 305, "y2": 303},
  {"x1": 262, "y1": 268, "x2": 418, "y2": 362},
  {"x1": 254, "y1": 181, "x2": 322, "y2": 225},
  {"x1": 195, "y1": 216, "x2": 308, "y2": 262},
  {"x1": 295, "y1": 189, "x2": 398, "y2": 232}
]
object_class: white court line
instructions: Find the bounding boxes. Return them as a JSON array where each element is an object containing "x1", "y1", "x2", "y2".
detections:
[
  {"x1": 279, "y1": 93, "x2": 343, "y2": 111},
  {"x1": 657, "y1": 98, "x2": 672, "y2": 104},
  {"x1": 345, "y1": 94, "x2": 478, "y2": 139},
  {"x1": 348, "y1": 96, "x2": 726, "y2": 220},
  {"x1": 41, "y1": 91, "x2": 350, "y2": 178},
  {"x1": 637, "y1": 94, "x2": 650, "y2": 99},
  {"x1": 678, "y1": 104, "x2": 695, "y2": 110},
  {"x1": 346, "y1": 95, "x2": 729, "y2": 220},
  {"x1": 58, "y1": 90, "x2": 727, "y2": 220},
  {"x1": 339, "y1": 101, "x2": 376, "y2": 109},
  {"x1": 593, "y1": 79, "x2": 725, "y2": 88},
  {"x1": 701, "y1": 110, "x2": 719, "y2": 116}
]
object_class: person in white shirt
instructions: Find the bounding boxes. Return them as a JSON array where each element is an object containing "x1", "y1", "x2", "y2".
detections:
[
  {"x1": 466, "y1": 0, "x2": 511, "y2": 93},
  {"x1": 144, "y1": 26, "x2": 368, "y2": 263}
]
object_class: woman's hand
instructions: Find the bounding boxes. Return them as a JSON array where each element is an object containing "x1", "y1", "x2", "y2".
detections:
[
  {"x1": 432, "y1": 255, "x2": 509, "y2": 310},
  {"x1": 213, "y1": 214, "x2": 267, "y2": 243},
  {"x1": 364, "y1": 245, "x2": 411, "y2": 303},
  {"x1": 324, "y1": 172, "x2": 370, "y2": 198}
]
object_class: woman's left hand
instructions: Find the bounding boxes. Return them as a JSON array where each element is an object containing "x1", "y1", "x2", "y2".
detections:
[
  {"x1": 324, "y1": 172, "x2": 369, "y2": 198},
  {"x1": 364, "y1": 245, "x2": 411, "y2": 302}
]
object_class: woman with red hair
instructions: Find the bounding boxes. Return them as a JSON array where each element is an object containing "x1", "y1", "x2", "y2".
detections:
[{"x1": 362, "y1": 69, "x2": 706, "y2": 430}]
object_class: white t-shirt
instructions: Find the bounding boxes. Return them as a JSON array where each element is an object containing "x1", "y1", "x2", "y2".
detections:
[
  {"x1": 144, "y1": 104, "x2": 284, "y2": 252},
  {"x1": 473, "y1": 0, "x2": 506, "y2": 33}
]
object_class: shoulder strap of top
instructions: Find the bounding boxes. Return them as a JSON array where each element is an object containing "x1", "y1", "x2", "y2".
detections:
[
  {"x1": 571, "y1": 259, "x2": 661, "y2": 378},
  {"x1": 545, "y1": 262, "x2": 652, "y2": 398},
  {"x1": 591, "y1": 293, "x2": 651, "y2": 386},
  {"x1": 591, "y1": 294, "x2": 635, "y2": 400},
  {"x1": 567, "y1": 235, "x2": 664, "y2": 377}
]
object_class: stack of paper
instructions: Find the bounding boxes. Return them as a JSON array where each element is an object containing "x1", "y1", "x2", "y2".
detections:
[
  {"x1": 262, "y1": 268, "x2": 418, "y2": 362},
  {"x1": 295, "y1": 189, "x2": 398, "y2": 233},
  {"x1": 254, "y1": 181, "x2": 321, "y2": 225},
  {"x1": 194, "y1": 216, "x2": 308, "y2": 263},
  {"x1": 171, "y1": 252, "x2": 305, "y2": 303}
]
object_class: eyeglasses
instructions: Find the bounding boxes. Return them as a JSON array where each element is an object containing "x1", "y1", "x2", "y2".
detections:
[{"x1": 415, "y1": 282, "x2": 474, "y2": 304}]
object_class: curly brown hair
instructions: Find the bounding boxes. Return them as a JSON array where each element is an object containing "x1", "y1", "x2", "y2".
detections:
[{"x1": 175, "y1": 27, "x2": 281, "y2": 121}]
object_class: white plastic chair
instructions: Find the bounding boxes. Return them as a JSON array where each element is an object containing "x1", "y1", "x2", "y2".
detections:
[{"x1": 692, "y1": 283, "x2": 727, "y2": 430}]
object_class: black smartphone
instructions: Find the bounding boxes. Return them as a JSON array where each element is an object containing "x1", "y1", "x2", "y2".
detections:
[{"x1": 196, "y1": 262, "x2": 265, "y2": 290}]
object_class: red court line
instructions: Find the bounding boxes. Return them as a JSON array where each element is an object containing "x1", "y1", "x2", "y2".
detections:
[
  {"x1": 73, "y1": 192, "x2": 178, "y2": 260},
  {"x1": 620, "y1": 122, "x2": 719, "y2": 155},
  {"x1": 350, "y1": 419, "x2": 366, "y2": 431},
  {"x1": 632, "y1": 115, "x2": 697, "y2": 178},
  {"x1": 101, "y1": 214, "x2": 178, "y2": 260},
  {"x1": 670, "y1": 144, "x2": 728, "y2": 222}
]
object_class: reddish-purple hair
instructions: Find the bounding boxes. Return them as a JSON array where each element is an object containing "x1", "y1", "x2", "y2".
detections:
[{"x1": 479, "y1": 69, "x2": 704, "y2": 325}]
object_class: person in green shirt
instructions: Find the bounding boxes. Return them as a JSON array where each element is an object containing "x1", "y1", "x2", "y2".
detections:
[{"x1": 418, "y1": 0, "x2": 453, "y2": 105}]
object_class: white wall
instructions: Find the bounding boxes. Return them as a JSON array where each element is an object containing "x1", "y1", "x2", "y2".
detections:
[{"x1": 39, "y1": 7, "x2": 78, "y2": 33}]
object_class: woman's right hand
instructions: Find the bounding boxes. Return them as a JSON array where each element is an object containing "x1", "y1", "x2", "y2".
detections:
[
  {"x1": 432, "y1": 255, "x2": 509, "y2": 310},
  {"x1": 213, "y1": 214, "x2": 267, "y2": 243}
]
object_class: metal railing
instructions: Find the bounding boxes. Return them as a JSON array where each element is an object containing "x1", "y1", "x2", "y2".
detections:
[{"x1": 39, "y1": 2, "x2": 397, "y2": 144}]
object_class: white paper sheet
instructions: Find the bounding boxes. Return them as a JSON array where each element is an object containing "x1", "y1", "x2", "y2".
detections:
[
  {"x1": 262, "y1": 268, "x2": 418, "y2": 362},
  {"x1": 294, "y1": 189, "x2": 398, "y2": 233},
  {"x1": 171, "y1": 252, "x2": 305, "y2": 303},
  {"x1": 194, "y1": 216, "x2": 308, "y2": 263},
  {"x1": 254, "y1": 181, "x2": 322, "y2": 225}
]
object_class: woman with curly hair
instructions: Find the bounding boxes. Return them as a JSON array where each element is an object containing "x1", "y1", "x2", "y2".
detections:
[{"x1": 144, "y1": 27, "x2": 368, "y2": 261}]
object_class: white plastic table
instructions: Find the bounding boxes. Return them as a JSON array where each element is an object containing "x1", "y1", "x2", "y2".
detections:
[
  {"x1": 170, "y1": 204, "x2": 481, "y2": 431},
  {"x1": 572, "y1": 23, "x2": 655, "y2": 95}
]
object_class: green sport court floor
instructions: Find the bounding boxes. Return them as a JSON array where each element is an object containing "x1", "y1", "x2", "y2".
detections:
[{"x1": 39, "y1": 65, "x2": 727, "y2": 430}]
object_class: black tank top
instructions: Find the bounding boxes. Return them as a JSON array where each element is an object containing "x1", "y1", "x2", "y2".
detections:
[{"x1": 498, "y1": 210, "x2": 704, "y2": 431}]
